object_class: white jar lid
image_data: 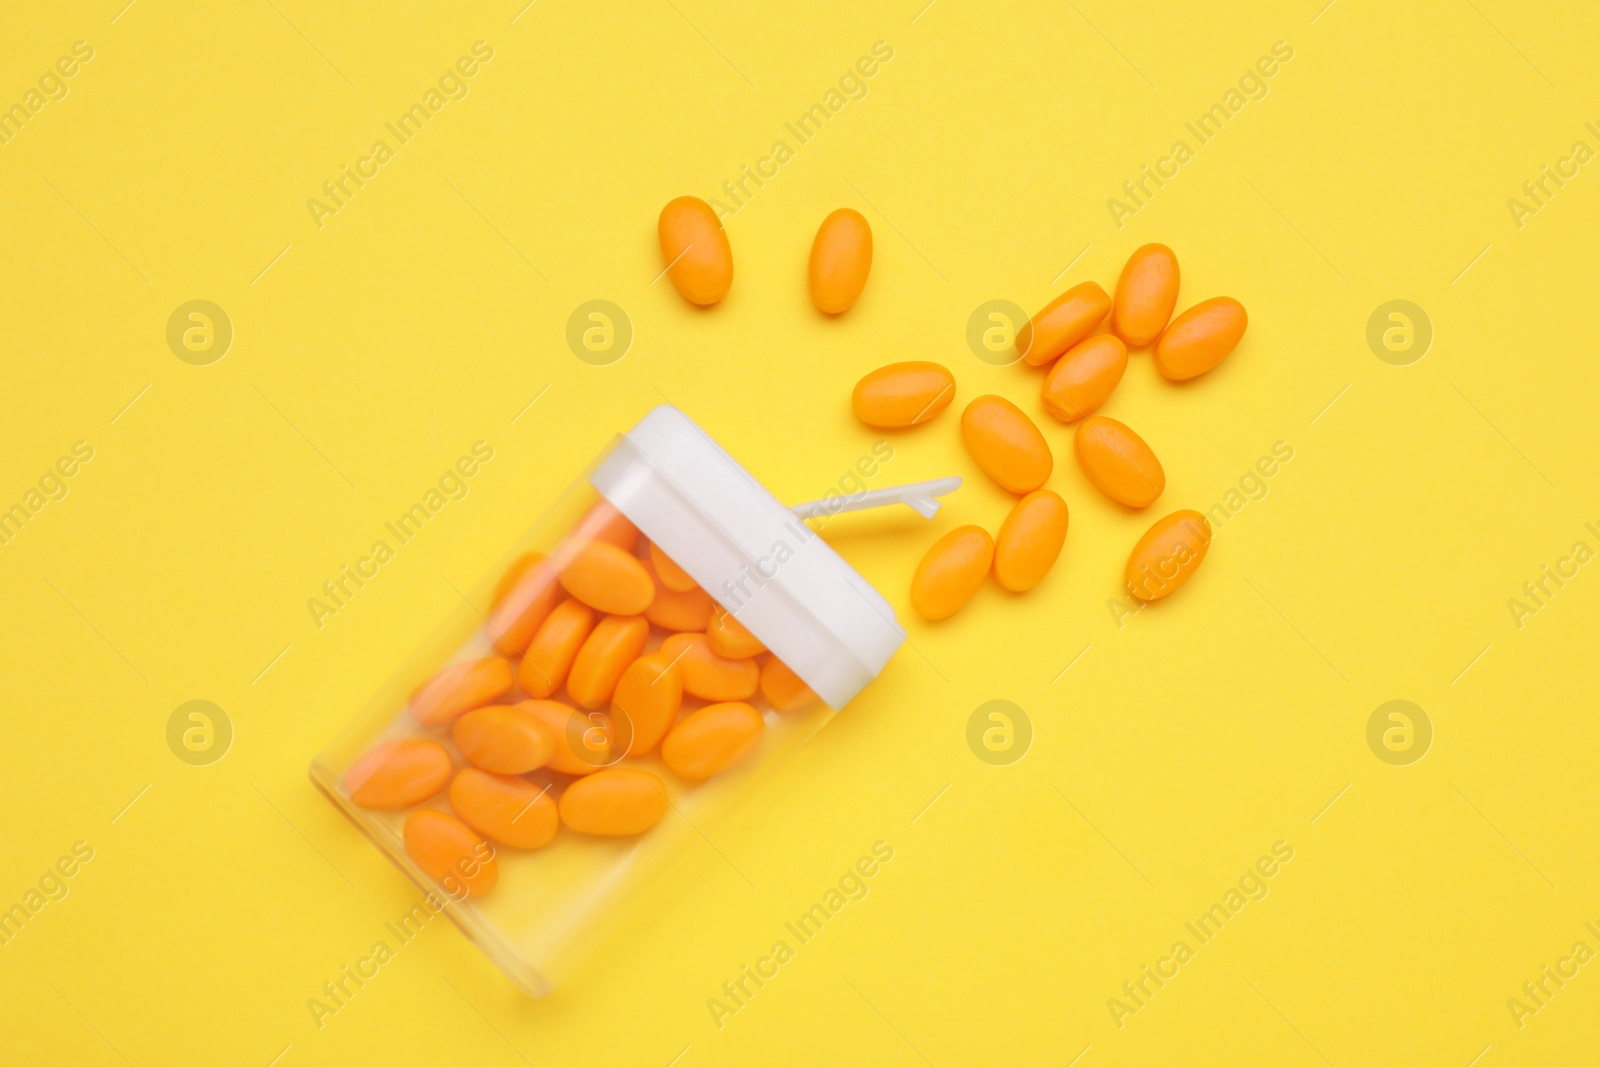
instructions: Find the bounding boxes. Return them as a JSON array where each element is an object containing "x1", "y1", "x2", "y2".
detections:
[{"x1": 590, "y1": 405, "x2": 905, "y2": 708}]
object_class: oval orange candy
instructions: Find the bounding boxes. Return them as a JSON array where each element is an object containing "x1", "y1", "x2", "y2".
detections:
[
  {"x1": 643, "y1": 574, "x2": 715, "y2": 632},
  {"x1": 571, "y1": 500, "x2": 640, "y2": 552},
  {"x1": 659, "y1": 196, "x2": 732, "y2": 305},
  {"x1": 1153, "y1": 297, "x2": 1247, "y2": 381},
  {"x1": 611, "y1": 652, "x2": 683, "y2": 756},
  {"x1": 346, "y1": 738, "x2": 452, "y2": 809},
  {"x1": 911, "y1": 525, "x2": 994, "y2": 621},
  {"x1": 559, "y1": 768, "x2": 669, "y2": 835},
  {"x1": 809, "y1": 208, "x2": 873, "y2": 314},
  {"x1": 851, "y1": 362, "x2": 955, "y2": 428},
  {"x1": 661, "y1": 701, "x2": 765, "y2": 780},
  {"x1": 1041, "y1": 334, "x2": 1128, "y2": 423},
  {"x1": 521, "y1": 699, "x2": 611, "y2": 776},
  {"x1": 1016, "y1": 281, "x2": 1110, "y2": 367},
  {"x1": 1112, "y1": 244, "x2": 1180, "y2": 347},
  {"x1": 451, "y1": 703, "x2": 555, "y2": 774},
  {"x1": 491, "y1": 552, "x2": 541, "y2": 606},
  {"x1": 960, "y1": 395, "x2": 1052, "y2": 494},
  {"x1": 410, "y1": 657, "x2": 514, "y2": 725},
  {"x1": 1125, "y1": 510, "x2": 1212, "y2": 602},
  {"x1": 1075, "y1": 416, "x2": 1165, "y2": 508},
  {"x1": 403, "y1": 809, "x2": 498, "y2": 898},
  {"x1": 449, "y1": 768, "x2": 558, "y2": 850},
  {"x1": 484, "y1": 552, "x2": 561, "y2": 656},
  {"x1": 557, "y1": 541, "x2": 654, "y2": 616},
  {"x1": 660, "y1": 632, "x2": 760, "y2": 701},
  {"x1": 993, "y1": 490, "x2": 1069, "y2": 593},
  {"x1": 648, "y1": 542, "x2": 697, "y2": 592},
  {"x1": 519, "y1": 599, "x2": 597, "y2": 698},
  {"x1": 760, "y1": 657, "x2": 816, "y2": 711},
  {"x1": 707, "y1": 607, "x2": 765, "y2": 659},
  {"x1": 567, "y1": 614, "x2": 650, "y2": 709}
]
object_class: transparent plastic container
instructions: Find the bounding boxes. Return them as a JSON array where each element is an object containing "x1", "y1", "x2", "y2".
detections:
[{"x1": 311, "y1": 406, "x2": 911, "y2": 996}]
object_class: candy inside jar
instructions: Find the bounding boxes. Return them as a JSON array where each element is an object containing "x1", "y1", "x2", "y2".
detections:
[{"x1": 311, "y1": 406, "x2": 955, "y2": 995}]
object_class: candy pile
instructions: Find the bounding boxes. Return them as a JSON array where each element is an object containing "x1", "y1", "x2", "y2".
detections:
[
  {"x1": 653, "y1": 195, "x2": 1242, "y2": 621},
  {"x1": 343, "y1": 202, "x2": 1251, "y2": 900},
  {"x1": 345, "y1": 501, "x2": 817, "y2": 899},
  {"x1": 852, "y1": 245, "x2": 1245, "y2": 619}
]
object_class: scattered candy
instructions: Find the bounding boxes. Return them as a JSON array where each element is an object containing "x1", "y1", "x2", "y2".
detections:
[
  {"x1": 809, "y1": 208, "x2": 873, "y2": 314},
  {"x1": 1153, "y1": 297, "x2": 1247, "y2": 380},
  {"x1": 960, "y1": 395, "x2": 1052, "y2": 494},
  {"x1": 852, "y1": 361, "x2": 956, "y2": 428},
  {"x1": 1017, "y1": 281, "x2": 1110, "y2": 366},
  {"x1": 993, "y1": 491, "x2": 1068, "y2": 593},
  {"x1": 1041, "y1": 333, "x2": 1128, "y2": 423},
  {"x1": 1074, "y1": 416, "x2": 1165, "y2": 508},
  {"x1": 659, "y1": 196, "x2": 733, "y2": 305},
  {"x1": 1111, "y1": 244, "x2": 1180, "y2": 347},
  {"x1": 1125, "y1": 510, "x2": 1212, "y2": 601},
  {"x1": 911, "y1": 525, "x2": 994, "y2": 621}
]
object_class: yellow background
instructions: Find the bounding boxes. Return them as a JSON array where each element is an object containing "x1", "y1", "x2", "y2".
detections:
[{"x1": 3, "y1": 0, "x2": 1597, "y2": 1063}]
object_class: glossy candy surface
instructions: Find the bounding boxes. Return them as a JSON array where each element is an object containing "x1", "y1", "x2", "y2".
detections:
[
  {"x1": 557, "y1": 542, "x2": 654, "y2": 616},
  {"x1": 1041, "y1": 334, "x2": 1127, "y2": 423},
  {"x1": 1075, "y1": 416, "x2": 1165, "y2": 508},
  {"x1": 960, "y1": 395, "x2": 1052, "y2": 494},
  {"x1": 658, "y1": 196, "x2": 732, "y2": 305},
  {"x1": 484, "y1": 553, "x2": 561, "y2": 656},
  {"x1": 1112, "y1": 244, "x2": 1180, "y2": 347},
  {"x1": 403, "y1": 809, "x2": 498, "y2": 898},
  {"x1": 993, "y1": 491, "x2": 1069, "y2": 593},
  {"x1": 809, "y1": 208, "x2": 873, "y2": 314},
  {"x1": 851, "y1": 362, "x2": 955, "y2": 428},
  {"x1": 451, "y1": 704, "x2": 554, "y2": 775},
  {"x1": 647, "y1": 542, "x2": 697, "y2": 592},
  {"x1": 661, "y1": 702, "x2": 765, "y2": 780},
  {"x1": 567, "y1": 614, "x2": 650, "y2": 708},
  {"x1": 410, "y1": 658, "x2": 514, "y2": 725},
  {"x1": 707, "y1": 608, "x2": 765, "y2": 659},
  {"x1": 346, "y1": 738, "x2": 452, "y2": 809},
  {"x1": 559, "y1": 768, "x2": 669, "y2": 835},
  {"x1": 519, "y1": 599, "x2": 597, "y2": 698},
  {"x1": 573, "y1": 501, "x2": 639, "y2": 552},
  {"x1": 1153, "y1": 297, "x2": 1247, "y2": 380},
  {"x1": 759, "y1": 657, "x2": 815, "y2": 711},
  {"x1": 1017, "y1": 282, "x2": 1110, "y2": 366},
  {"x1": 660, "y1": 633, "x2": 760, "y2": 701},
  {"x1": 642, "y1": 575, "x2": 715, "y2": 632},
  {"x1": 521, "y1": 699, "x2": 610, "y2": 775},
  {"x1": 611, "y1": 652, "x2": 683, "y2": 756},
  {"x1": 1125, "y1": 510, "x2": 1212, "y2": 601},
  {"x1": 449, "y1": 768, "x2": 558, "y2": 849},
  {"x1": 911, "y1": 525, "x2": 994, "y2": 621}
]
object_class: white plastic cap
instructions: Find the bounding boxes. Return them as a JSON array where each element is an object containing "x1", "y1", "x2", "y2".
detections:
[{"x1": 590, "y1": 406, "x2": 905, "y2": 709}]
